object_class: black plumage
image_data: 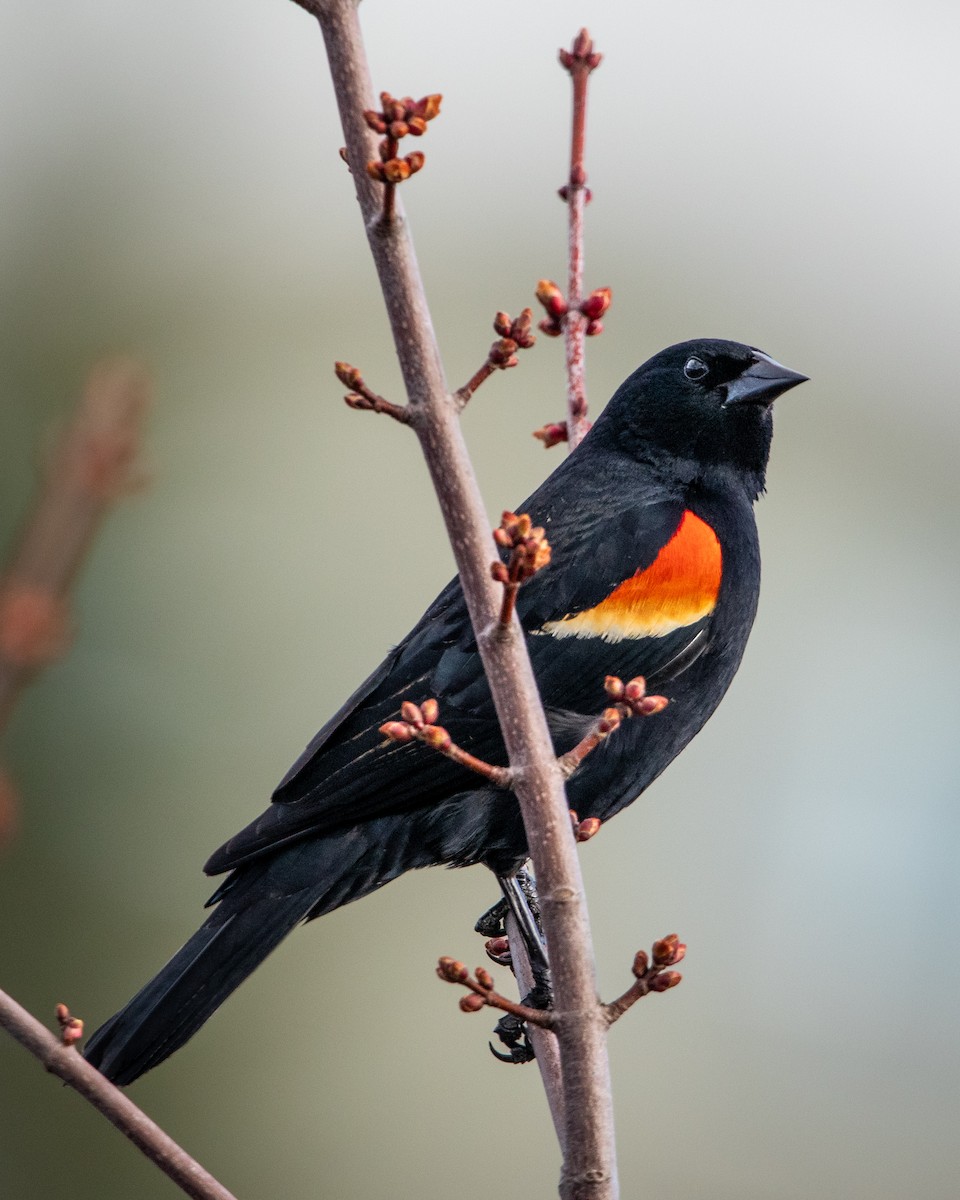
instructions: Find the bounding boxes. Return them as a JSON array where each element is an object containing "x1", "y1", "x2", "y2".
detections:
[{"x1": 84, "y1": 338, "x2": 806, "y2": 1084}]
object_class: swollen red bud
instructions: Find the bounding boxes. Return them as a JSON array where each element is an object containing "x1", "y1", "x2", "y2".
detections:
[
  {"x1": 639, "y1": 695, "x2": 669, "y2": 716},
  {"x1": 389, "y1": 120, "x2": 409, "y2": 139},
  {"x1": 405, "y1": 151, "x2": 425, "y2": 175},
  {"x1": 475, "y1": 966, "x2": 494, "y2": 990},
  {"x1": 532, "y1": 421, "x2": 568, "y2": 447},
  {"x1": 491, "y1": 562, "x2": 510, "y2": 584},
  {"x1": 459, "y1": 993, "x2": 486, "y2": 1013},
  {"x1": 652, "y1": 935, "x2": 681, "y2": 966},
  {"x1": 576, "y1": 817, "x2": 602, "y2": 843},
  {"x1": 382, "y1": 159, "x2": 411, "y2": 184},
  {"x1": 604, "y1": 676, "x2": 625, "y2": 700},
  {"x1": 420, "y1": 698, "x2": 440, "y2": 725},
  {"x1": 580, "y1": 288, "x2": 612, "y2": 321},
  {"x1": 400, "y1": 701, "x2": 422, "y2": 726},
  {"x1": 437, "y1": 957, "x2": 469, "y2": 983},
  {"x1": 493, "y1": 311, "x2": 513, "y2": 337},
  {"x1": 422, "y1": 725, "x2": 452, "y2": 753},
  {"x1": 379, "y1": 721, "x2": 413, "y2": 743},
  {"x1": 585, "y1": 319, "x2": 604, "y2": 337},
  {"x1": 650, "y1": 971, "x2": 682, "y2": 992},
  {"x1": 632, "y1": 950, "x2": 650, "y2": 978},
  {"x1": 623, "y1": 678, "x2": 646, "y2": 703},
  {"x1": 366, "y1": 160, "x2": 386, "y2": 182}
]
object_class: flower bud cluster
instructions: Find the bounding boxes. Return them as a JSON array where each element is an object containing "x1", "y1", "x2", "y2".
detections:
[{"x1": 363, "y1": 92, "x2": 442, "y2": 185}]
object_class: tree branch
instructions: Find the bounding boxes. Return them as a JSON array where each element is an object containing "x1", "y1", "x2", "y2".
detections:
[
  {"x1": 0, "y1": 359, "x2": 149, "y2": 846},
  {"x1": 294, "y1": 3, "x2": 618, "y2": 1195},
  {"x1": 0, "y1": 991, "x2": 238, "y2": 1200}
]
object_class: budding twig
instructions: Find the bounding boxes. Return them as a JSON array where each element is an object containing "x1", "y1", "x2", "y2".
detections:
[
  {"x1": 558, "y1": 675, "x2": 668, "y2": 779},
  {"x1": 362, "y1": 92, "x2": 442, "y2": 226},
  {"x1": 334, "y1": 361, "x2": 411, "y2": 424},
  {"x1": 491, "y1": 511, "x2": 551, "y2": 627},
  {"x1": 380, "y1": 699, "x2": 512, "y2": 788},
  {"x1": 454, "y1": 309, "x2": 536, "y2": 410},
  {"x1": 0, "y1": 988, "x2": 238, "y2": 1200},
  {"x1": 437, "y1": 957, "x2": 556, "y2": 1029},
  {"x1": 603, "y1": 935, "x2": 685, "y2": 1026}
]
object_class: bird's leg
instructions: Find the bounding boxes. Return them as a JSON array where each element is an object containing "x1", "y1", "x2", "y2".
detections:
[{"x1": 485, "y1": 868, "x2": 553, "y2": 1064}]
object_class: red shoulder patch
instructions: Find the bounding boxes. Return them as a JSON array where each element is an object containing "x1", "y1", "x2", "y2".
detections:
[{"x1": 542, "y1": 510, "x2": 722, "y2": 642}]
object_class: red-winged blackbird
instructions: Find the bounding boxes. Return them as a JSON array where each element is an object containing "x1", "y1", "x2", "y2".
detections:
[{"x1": 84, "y1": 338, "x2": 807, "y2": 1084}]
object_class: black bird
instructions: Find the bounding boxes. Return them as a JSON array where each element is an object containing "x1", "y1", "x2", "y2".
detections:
[{"x1": 84, "y1": 338, "x2": 807, "y2": 1084}]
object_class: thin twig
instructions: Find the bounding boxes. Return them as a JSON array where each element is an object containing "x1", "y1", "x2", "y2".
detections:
[
  {"x1": 560, "y1": 31, "x2": 602, "y2": 450},
  {"x1": 300, "y1": 5, "x2": 618, "y2": 1196},
  {"x1": 0, "y1": 990, "x2": 238, "y2": 1200}
]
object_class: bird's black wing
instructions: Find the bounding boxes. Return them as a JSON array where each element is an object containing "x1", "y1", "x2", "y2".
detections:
[{"x1": 206, "y1": 449, "x2": 695, "y2": 873}]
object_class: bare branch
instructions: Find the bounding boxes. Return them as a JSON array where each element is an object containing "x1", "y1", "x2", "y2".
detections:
[
  {"x1": 0, "y1": 360, "x2": 149, "y2": 736},
  {"x1": 0, "y1": 990, "x2": 238, "y2": 1200},
  {"x1": 300, "y1": 5, "x2": 618, "y2": 1195}
]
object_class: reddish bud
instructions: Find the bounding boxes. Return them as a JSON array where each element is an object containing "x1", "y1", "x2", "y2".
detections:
[
  {"x1": 459, "y1": 993, "x2": 486, "y2": 1013},
  {"x1": 632, "y1": 950, "x2": 650, "y2": 978},
  {"x1": 489, "y1": 338, "x2": 519, "y2": 369},
  {"x1": 485, "y1": 937, "x2": 511, "y2": 965},
  {"x1": 576, "y1": 817, "x2": 602, "y2": 843},
  {"x1": 652, "y1": 935, "x2": 681, "y2": 966},
  {"x1": 597, "y1": 708, "x2": 622, "y2": 735},
  {"x1": 538, "y1": 319, "x2": 564, "y2": 337},
  {"x1": 405, "y1": 151, "x2": 425, "y2": 175},
  {"x1": 407, "y1": 116, "x2": 427, "y2": 136},
  {"x1": 379, "y1": 721, "x2": 413, "y2": 743},
  {"x1": 422, "y1": 725, "x2": 452, "y2": 753},
  {"x1": 638, "y1": 695, "x2": 669, "y2": 716},
  {"x1": 650, "y1": 971, "x2": 682, "y2": 992},
  {"x1": 389, "y1": 120, "x2": 409, "y2": 139},
  {"x1": 437, "y1": 957, "x2": 469, "y2": 983},
  {"x1": 55, "y1": 1004, "x2": 84, "y2": 1047},
  {"x1": 334, "y1": 361, "x2": 362, "y2": 388},
  {"x1": 493, "y1": 311, "x2": 513, "y2": 337},
  {"x1": 532, "y1": 421, "x2": 568, "y2": 447},
  {"x1": 420, "y1": 698, "x2": 439, "y2": 725},
  {"x1": 604, "y1": 675, "x2": 624, "y2": 700},
  {"x1": 382, "y1": 159, "x2": 411, "y2": 184},
  {"x1": 338, "y1": 146, "x2": 348, "y2": 163},
  {"x1": 535, "y1": 280, "x2": 568, "y2": 318},
  {"x1": 475, "y1": 966, "x2": 494, "y2": 990},
  {"x1": 491, "y1": 562, "x2": 510, "y2": 584},
  {"x1": 623, "y1": 678, "x2": 646, "y2": 703},
  {"x1": 580, "y1": 287, "x2": 612, "y2": 321},
  {"x1": 363, "y1": 110, "x2": 387, "y2": 134},
  {"x1": 400, "y1": 701, "x2": 423, "y2": 726},
  {"x1": 585, "y1": 319, "x2": 604, "y2": 337},
  {"x1": 414, "y1": 93, "x2": 443, "y2": 121},
  {"x1": 366, "y1": 160, "x2": 386, "y2": 182}
]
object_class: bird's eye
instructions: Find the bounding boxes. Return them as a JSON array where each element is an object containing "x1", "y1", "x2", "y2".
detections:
[{"x1": 684, "y1": 356, "x2": 709, "y2": 382}]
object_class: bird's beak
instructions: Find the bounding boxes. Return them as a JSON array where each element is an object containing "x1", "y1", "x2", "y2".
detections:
[{"x1": 723, "y1": 352, "x2": 809, "y2": 407}]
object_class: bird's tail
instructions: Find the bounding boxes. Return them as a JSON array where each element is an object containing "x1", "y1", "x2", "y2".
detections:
[{"x1": 83, "y1": 817, "x2": 422, "y2": 1086}]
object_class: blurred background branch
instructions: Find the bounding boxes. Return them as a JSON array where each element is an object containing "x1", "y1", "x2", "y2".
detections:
[{"x1": 0, "y1": 360, "x2": 149, "y2": 845}]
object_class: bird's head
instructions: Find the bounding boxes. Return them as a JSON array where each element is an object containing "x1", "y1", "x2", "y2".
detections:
[{"x1": 593, "y1": 338, "x2": 808, "y2": 497}]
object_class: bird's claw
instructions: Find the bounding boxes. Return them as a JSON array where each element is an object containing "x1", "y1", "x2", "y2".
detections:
[
  {"x1": 489, "y1": 1013, "x2": 536, "y2": 1064},
  {"x1": 474, "y1": 897, "x2": 508, "y2": 938}
]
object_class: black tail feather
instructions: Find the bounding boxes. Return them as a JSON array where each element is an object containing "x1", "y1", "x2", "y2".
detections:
[{"x1": 83, "y1": 866, "x2": 326, "y2": 1086}]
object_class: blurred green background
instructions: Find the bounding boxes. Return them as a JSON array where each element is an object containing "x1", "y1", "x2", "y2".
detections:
[{"x1": 2, "y1": 1, "x2": 959, "y2": 1197}]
